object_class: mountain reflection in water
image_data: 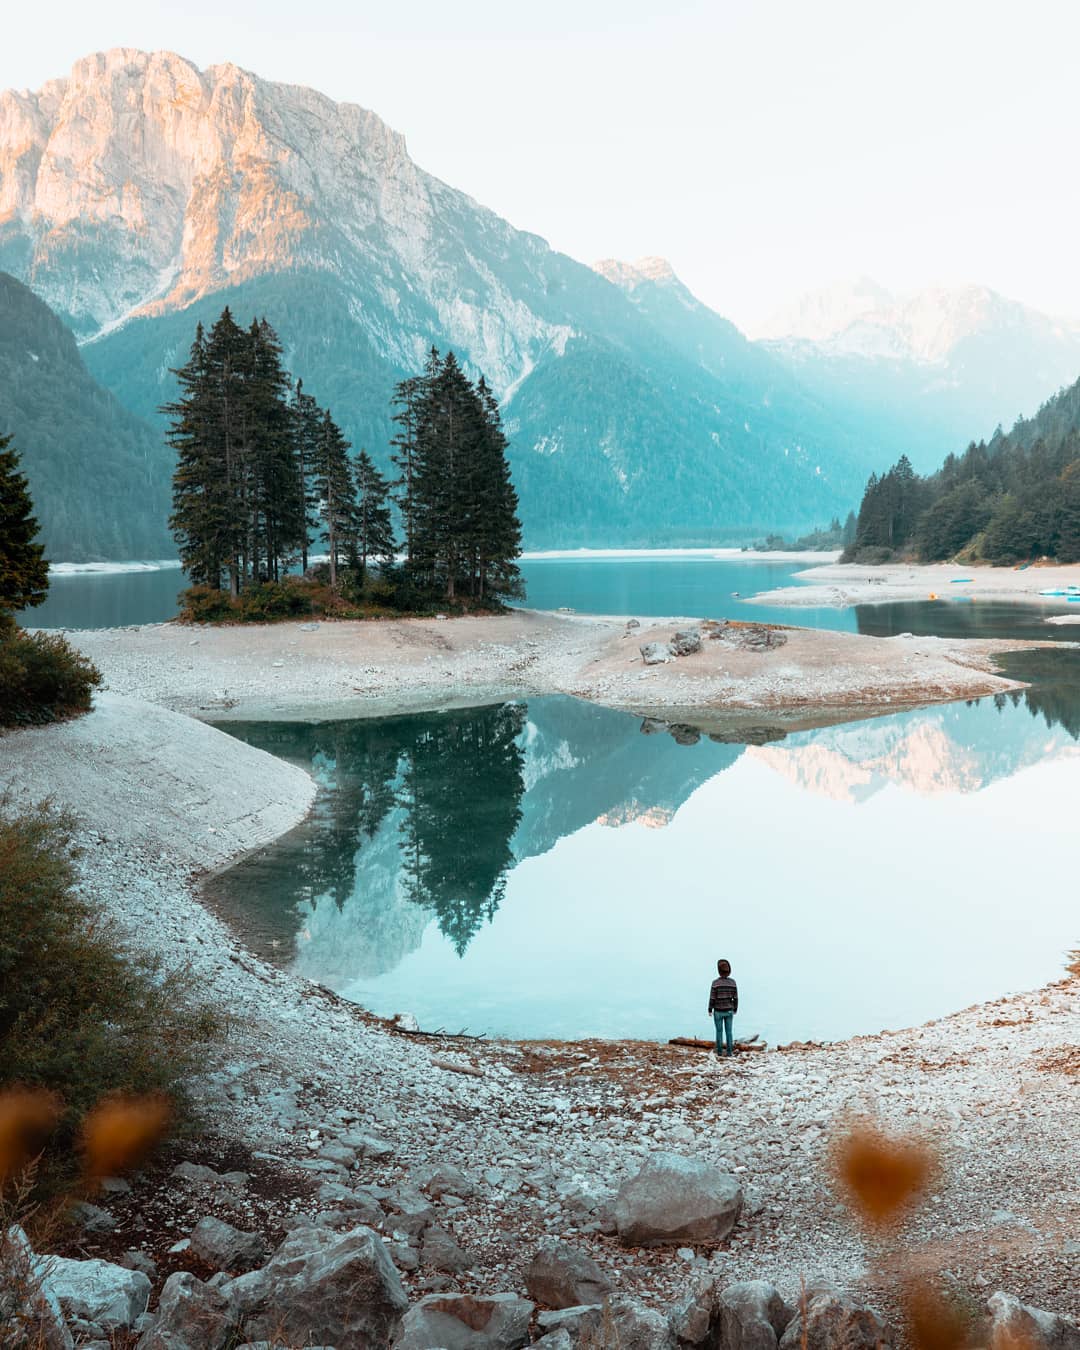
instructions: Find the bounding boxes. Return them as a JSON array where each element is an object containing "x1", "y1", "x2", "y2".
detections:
[{"x1": 210, "y1": 651, "x2": 1080, "y2": 1041}]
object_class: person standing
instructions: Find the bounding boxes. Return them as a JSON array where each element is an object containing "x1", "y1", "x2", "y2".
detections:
[{"x1": 708, "y1": 959, "x2": 738, "y2": 1058}]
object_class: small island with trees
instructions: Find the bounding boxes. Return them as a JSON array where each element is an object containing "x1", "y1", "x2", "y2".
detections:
[{"x1": 166, "y1": 310, "x2": 523, "y2": 623}]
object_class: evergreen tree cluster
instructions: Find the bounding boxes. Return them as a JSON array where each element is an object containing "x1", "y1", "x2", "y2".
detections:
[
  {"x1": 166, "y1": 312, "x2": 521, "y2": 605},
  {"x1": 391, "y1": 349, "x2": 522, "y2": 601},
  {"x1": 844, "y1": 384, "x2": 1080, "y2": 565}
]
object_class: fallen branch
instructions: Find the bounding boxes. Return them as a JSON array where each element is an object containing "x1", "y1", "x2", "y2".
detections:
[
  {"x1": 668, "y1": 1035, "x2": 767, "y2": 1053},
  {"x1": 389, "y1": 1025, "x2": 486, "y2": 1041},
  {"x1": 432, "y1": 1058, "x2": 484, "y2": 1078}
]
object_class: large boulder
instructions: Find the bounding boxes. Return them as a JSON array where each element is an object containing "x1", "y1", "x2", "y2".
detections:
[
  {"x1": 604, "y1": 1294, "x2": 677, "y2": 1350},
  {"x1": 671, "y1": 629, "x2": 703, "y2": 656},
  {"x1": 988, "y1": 1292, "x2": 1080, "y2": 1350},
  {"x1": 188, "y1": 1217, "x2": 268, "y2": 1273},
  {"x1": 716, "y1": 1282, "x2": 794, "y2": 1350},
  {"x1": 641, "y1": 642, "x2": 675, "y2": 665},
  {"x1": 525, "y1": 1240, "x2": 611, "y2": 1310},
  {"x1": 43, "y1": 1255, "x2": 151, "y2": 1331},
  {"x1": 1, "y1": 1228, "x2": 74, "y2": 1350},
  {"x1": 778, "y1": 1288, "x2": 890, "y2": 1350},
  {"x1": 614, "y1": 1153, "x2": 743, "y2": 1247},
  {"x1": 393, "y1": 1292, "x2": 534, "y2": 1350},
  {"x1": 536, "y1": 1305, "x2": 604, "y2": 1340},
  {"x1": 420, "y1": 1225, "x2": 473, "y2": 1274},
  {"x1": 414, "y1": 1162, "x2": 475, "y2": 1200},
  {"x1": 223, "y1": 1224, "x2": 408, "y2": 1349},
  {"x1": 136, "y1": 1272, "x2": 238, "y2": 1350}
]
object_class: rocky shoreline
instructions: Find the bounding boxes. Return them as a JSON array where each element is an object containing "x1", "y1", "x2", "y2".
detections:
[
  {"x1": 753, "y1": 560, "x2": 1080, "y2": 612},
  {"x1": 3, "y1": 656, "x2": 1080, "y2": 1347},
  {"x1": 51, "y1": 608, "x2": 1048, "y2": 734}
]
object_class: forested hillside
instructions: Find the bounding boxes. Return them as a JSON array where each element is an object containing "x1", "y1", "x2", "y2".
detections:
[
  {"x1": 844, "y1": 379, "x2": 1080, "y2": 564},
  {"x1": 0, "y1": 274, "x2": 173, "y2": 561}
]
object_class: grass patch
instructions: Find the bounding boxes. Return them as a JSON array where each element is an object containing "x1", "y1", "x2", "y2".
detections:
[
  {"x1": 0, "y1": 802, "x2": 219, "y2": 1196},
  {"x1": 0, "y1": 618, "x2": 101, "y2": 729}
]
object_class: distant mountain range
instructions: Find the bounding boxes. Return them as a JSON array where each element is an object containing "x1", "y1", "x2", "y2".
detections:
[
  {"x1": 0, "y1": 48, "x2": 877, "y2": 558},
  {"x1": 2, "y1": 50, "x2": 1080, "y2": 559},
  {"x1": 752, "y1": 280, "x2": 1080, "y2": 472}
]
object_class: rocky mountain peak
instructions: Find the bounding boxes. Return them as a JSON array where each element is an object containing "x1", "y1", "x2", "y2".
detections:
[{"x1": 592, "y1": 256, "x2": 679, "y2": 292}]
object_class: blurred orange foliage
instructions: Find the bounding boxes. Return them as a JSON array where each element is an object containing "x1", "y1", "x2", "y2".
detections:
[
  {"x1": 80, "y1": 1095, "x2": 172, "y2": 1183},
  {"x1": 832, "y1": 1119, "x2": 936, "y2": 1229},
  {"x1": 0, "y1": 1089, "x2": 61, "y2": 1185}
]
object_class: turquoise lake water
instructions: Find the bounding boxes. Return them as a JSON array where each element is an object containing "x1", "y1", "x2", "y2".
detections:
[{"x1": 25, "y1": 554, "x2": 1080, "y2": 1042}]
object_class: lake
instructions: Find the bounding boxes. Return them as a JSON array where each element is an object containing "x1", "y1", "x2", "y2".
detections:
[
  {"x1": 25, "y1": 553, "x2": 1080, "y2": 1042},
  {"x1": 206, "y1": 646, "x2": 1080, "y2": 1044},
  {"x1": 23, "y1": 551, "x2": 1080, "y2": 640}
]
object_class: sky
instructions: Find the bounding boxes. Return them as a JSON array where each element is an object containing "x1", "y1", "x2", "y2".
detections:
[{"x1": 4, "y1": 0, "x2": 1080, "y2": 332}]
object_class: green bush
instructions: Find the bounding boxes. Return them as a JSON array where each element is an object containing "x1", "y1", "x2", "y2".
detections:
[
  {"x1": 0, "y1": 622, "x2": 102, "y2": 729},
  {"x1": 0, "y1": 804, "x2": 219, "y2": 1194},
  {"x1": 178, "y1": 579, "x2": 313, "y2": 624}
]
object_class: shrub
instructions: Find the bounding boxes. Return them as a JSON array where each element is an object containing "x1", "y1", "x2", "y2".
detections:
[
  {"x1": 0, "y1": 621, "x2": 102, "y2": 729},
  {"x1": 0, "y1": 804, "x2": 219, "y2": 1194},
  {"x1": 178, "y1": 579, "x2": 314, "y2": 624}
]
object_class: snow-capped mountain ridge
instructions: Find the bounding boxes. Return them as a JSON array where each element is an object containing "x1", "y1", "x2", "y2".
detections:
[{"x1": 754, "y1": 278, "x2": 1080, "y2": 365}]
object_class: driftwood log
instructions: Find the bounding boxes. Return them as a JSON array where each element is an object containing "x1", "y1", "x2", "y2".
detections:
[{"x1": 668, "y1": 1034, "x2": 766, "y2": 1053}]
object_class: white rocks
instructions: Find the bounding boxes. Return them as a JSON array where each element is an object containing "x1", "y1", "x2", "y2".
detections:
[
  {"x1": 187, "y1": 1216, "x2": 269, "y2": 1273},
  {"x1": 778, "y1": 1287, "x2": 891, "y2": 1350},
  {"x1": 1, "y1": 1227, "x2": 74, "y2": 1350},
  {"x1": 44, "y1": 1256, "x2": 151, "y2": 1331},
  {"x1": 222, "y1": 1224, "x2": 408, "y2": 1349},
  {"x1": 524, "y1": 1240, "x2": 611, "y2": 1310},
  {"x1": 988, "y1": 1292, "x2": 1080, "y2": 1350},
  {"x1": 393, "y1": 1292, "x2": 534, "y2": 1350},
  {"x1": 135, "y1": 1271, "x2": 236, "y2": 1350},
  {"x1": 614, "y1": 1152, "x2": 743, "y2": 1247}
]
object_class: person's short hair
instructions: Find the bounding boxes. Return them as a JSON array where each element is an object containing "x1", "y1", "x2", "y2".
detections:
[{"x1": 717, "y1": 959, "x2": 731, "y2": 977}]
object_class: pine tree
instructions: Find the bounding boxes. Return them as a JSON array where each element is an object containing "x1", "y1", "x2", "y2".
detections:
[
  {"x1": 166, "y1": 322, "x2": 232, "y2": 589},
  {"x1": 390, "y1": 373, "x2": 426, "y2": 560},
  {"x1": 314, "y1": 410, "x2": 355, "y2": 588},
  {"x1": 247, "y1": 318, "x2": 304, "y2": 582},
  {"x1": 291, "y1": 379, "x2": 323, "y2": 573},
  {"x1": 473, "y1": 376, "x2": 522, "y2": 600},
  {"x1": 353, "y1": 450, "x2": 397, "y2": 577},
  {"x1": 0, "y1": 435, "x2": 49, "y2": 615}
]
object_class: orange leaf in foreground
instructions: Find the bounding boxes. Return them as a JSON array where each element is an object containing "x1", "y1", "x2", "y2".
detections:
[
  {"x1": 81, "y1": 1095, "x2": 172, "y2": 1182},
  {"x1": 0, "y1": 1088, "x2": 61, "y2": 1184},
  {"x1": 833, "y1": 1120, "x2": 935, "y2": 1228}
]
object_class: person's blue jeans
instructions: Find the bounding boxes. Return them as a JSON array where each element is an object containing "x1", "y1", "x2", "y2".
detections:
[{"x1": 713, "y1": 1010, "x2": 734, "y2": 1057}]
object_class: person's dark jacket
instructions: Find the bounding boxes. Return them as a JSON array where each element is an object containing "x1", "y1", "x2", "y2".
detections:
[{"x1": 708, "y1": 976, "x2": 738, "y2": 1015}]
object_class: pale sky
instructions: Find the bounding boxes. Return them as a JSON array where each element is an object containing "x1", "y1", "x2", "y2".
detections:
[{"x1": 4, "y1": 0, "x2": 1079, "y2": 331}]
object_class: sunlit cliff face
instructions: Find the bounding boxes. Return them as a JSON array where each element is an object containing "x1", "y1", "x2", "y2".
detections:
[{"x1": 0, "y1": 47, "x2": 571, "y2": 387}]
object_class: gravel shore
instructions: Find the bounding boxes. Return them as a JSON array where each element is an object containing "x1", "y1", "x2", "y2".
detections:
[
  {"x1": 56, "y1": 608, "x2": 1044, "y2": 732},
  {"x1": 3, "y1": 641, "x2": 1079, "y2": 1328},
  {"x1": 753, "y1": 561, "x2": 1080, "y2": 611}
]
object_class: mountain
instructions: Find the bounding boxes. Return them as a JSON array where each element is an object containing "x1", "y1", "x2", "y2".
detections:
[
  {"x1": 0, "y1": 272, "x2": 173, "y2": 561},
  {"x1": 0, "y1": 49, "x2": 874, "y2": 554},
  {"x1": 752, "y1": 281, "x2": 1080, "y2": 473}
]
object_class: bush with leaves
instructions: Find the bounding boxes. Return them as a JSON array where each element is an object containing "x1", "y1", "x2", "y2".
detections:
[
  {"x1": 0, "y1": 618, "x2": 102, "y2": 730},
  {"x1": 0, "y1": 803, "x2": 218, "y2": 1194}
]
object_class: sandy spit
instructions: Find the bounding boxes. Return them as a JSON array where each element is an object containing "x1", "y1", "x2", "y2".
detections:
[
  {"x1": 2, "y1": 690, "x2": 1080, "y2": 1323},
  {"x1": 57, "y1": 608, "x2": 1044, "y2": 732},
  {"x1": 753, "y1": 560, "x2": 1080, "y2": 611}
]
